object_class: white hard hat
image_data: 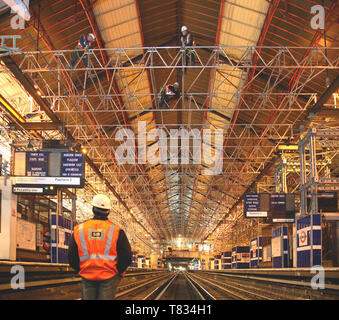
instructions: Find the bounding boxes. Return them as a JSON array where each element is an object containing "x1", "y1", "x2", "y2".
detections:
[
  {"x1": 88, "y1": 33, "x2": 96, "y2": 41},
  {"x1": 174, "y1": 82, "x2": 179, "y2": 88},
  {"x1": 92, "y1": 194, "x2": 111, "y2": 210},
  {"x1": 181, "y1": 26, "x2": 188, "y2": 32}
]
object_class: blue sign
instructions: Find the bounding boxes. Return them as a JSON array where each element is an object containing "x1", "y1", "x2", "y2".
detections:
[
  {"x1": 61, "y1": 153, "x2": 84, "y2": 177},
  {"x1": 271, "y1": 194, "x2": 286, "y2": 212},
  {"x1": 26, "y1": 152, "x2": 48, "y2": 177}
]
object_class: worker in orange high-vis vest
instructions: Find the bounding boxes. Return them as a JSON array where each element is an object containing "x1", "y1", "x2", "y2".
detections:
[
  {"x1": 159, "y1": 82, "x2": 180, "y2": 109},
  {"x1": 180, "y1": 26, "x2": 196, "y2": 74},
  {"x1": 68, "y1": 194, "x2": 132, "y2": 300}
]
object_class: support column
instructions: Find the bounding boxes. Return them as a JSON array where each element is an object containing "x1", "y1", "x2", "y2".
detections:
[
  {"x1": 281, "y1": 159, "x2": 287, "y2": 194},
  {"x1": 299, "y1": 138, "x2": 307, "y2": 217},
  {"x1": 309, "y1": 129, "x2": 318, "y2": 215},
  {"x1": 274, "y1": 165, "x2": 280, "y2": 193},
  {"x1": 71, "y1": 192, "x2": 77, "y2": 222}
]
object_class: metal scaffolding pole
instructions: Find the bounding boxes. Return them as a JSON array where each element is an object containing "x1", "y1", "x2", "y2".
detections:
[{"x1": 2, "y1": 44, "x2": 338, "y2": 244}]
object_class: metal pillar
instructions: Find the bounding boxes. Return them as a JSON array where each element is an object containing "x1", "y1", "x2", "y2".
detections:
[
  {"x1": 299, "y1": 135, "x2": 308, "y2": 217},
  {"x1": 299, "y1": 127, "x2": 339, "y2": 216},
  {"x1": 56, "y1": 189, "x2": 63, "y2": 263}
]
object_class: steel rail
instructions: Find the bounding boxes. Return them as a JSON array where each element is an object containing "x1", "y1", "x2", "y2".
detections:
[
  {"x1": 188, "y1": 272, "x2": 274, "y2": 300},
  {"x1": 153, "y1": 273, "x2": 178, "y2": 300}
]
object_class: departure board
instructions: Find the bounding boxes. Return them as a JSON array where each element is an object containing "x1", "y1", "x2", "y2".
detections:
[
  {"x1": 26, "y1": 152, "x2": 48, "y2": 177},
  {"x1": 244, "y1": 194, "x2": 269, "y2": 218},
  {"x1": 271, "y1": 194, "x2": 295, "y2": 223},
  {"x1": 245, "y1": 193, "x2": 295, "y2": 222},
  {"x1": 270, "y1": 194, "x2": 286, "y2": 212},
  {"x1": 61, "y1": 153, "x2": 84, "y2": 177},
  {"x1": 13, "y1": 150, "x2": 85, "y2": 190}
]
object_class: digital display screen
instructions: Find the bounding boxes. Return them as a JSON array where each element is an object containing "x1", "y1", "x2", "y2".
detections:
[
  {"x1": 13, "y1": 150, "x2": 85, "y2": 190},
  {"x1": 61, "y1": 153, "x2": 84, "y2": 177},
  {"x1": 26, "y1": 152, "x2": 48, "y2": 177},
  {"x1": 244, "y1": 194, "x2": 260, "y2": 212},
  {"x1": 270, "y1": 194, "x2": 286, "y2": 212},
  {"x1": 244, "y1": 194, "x2": 268, "y2": 218},
  {"x1": 245, "y1": 193, "x2": 295, "y2": 222}
]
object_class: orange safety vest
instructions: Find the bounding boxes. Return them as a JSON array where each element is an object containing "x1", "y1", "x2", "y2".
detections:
[
  {"x1": 74, "y1": 219, "x2": 121, "y2": 281},
  {"x1": 165, "y1": 85, "x2": 175, "y2": 96}
]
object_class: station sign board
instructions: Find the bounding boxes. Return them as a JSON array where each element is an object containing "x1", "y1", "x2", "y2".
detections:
[
  {"x1": 244, "y1": 194, "x2": 269, "y2": 218},
  {"x1": 270, "y1": 194, "x2": 286, "y2": 212},
  {"x1": 297, "y1": 227, "x2": 309, "y2": 247},
  {"x1": 244, "y1": 193, "x2": 295, "y2": 223},
  {"x1": 13, "y1": 176, "x2": 83, "y2": 187},
  {"x1": 26, "y1": 152, "x2": 48, "y2": 177},
  {"x1": 13, "y1": 185, "x2": 59, "y2": 195},
  {"x1": 13, "y1": 150, "x2": 85, "y2": 188},
  {"x1": 13, "y1": 186, "x2": 44, "y2": 194},
  {"x1": 271, "y1": 193, "x2": 295, "y2": 223},
  {"x1": 61, "y1": 153, "x2": 84, "y2": 177}
]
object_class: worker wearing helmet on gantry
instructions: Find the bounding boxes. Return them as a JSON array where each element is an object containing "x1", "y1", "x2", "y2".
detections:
[
  {"x1": 159, "y1": 82, "x2": 180, "y2": 109},
  {"x1": 68, "y1": 194, "x2": 132, "y2": 300},
  {"x1": 69, "y1": 33, "x2": 96, "y2": 69},
  {"x1": 180, "y1": 26, "x2": 196, "y2": 73}
]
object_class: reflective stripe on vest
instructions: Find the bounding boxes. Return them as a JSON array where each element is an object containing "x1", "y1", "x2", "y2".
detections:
[
  {"x1": 78, "y1": 223, "x2": 117, "y2": 262},
  {"x1": 165, "y1": 85, "x2": 175, "y2": 96}
]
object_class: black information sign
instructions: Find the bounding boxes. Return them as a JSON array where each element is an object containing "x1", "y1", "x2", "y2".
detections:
[
  {"x1": 271, "y1": 194, "x2": 295, "y2": 223},
  {"x1": 244, "y1": 194, "x2": 268, "y2": 218},
  {"x1": 270, "y1": 194, "x2": 286, "y2": 212},
  {"x1": 244, "y1": 193, "x2": 295, "y2": 222},
  {"x1": 61, "y1": 153, "x2": 84, "y2": 177},
  {"x1": 26, "y1": 152, "x2": 48, "y2": 177},
  {"x1": 244, "y1": 194, "x2": 260, "y2": 212}
]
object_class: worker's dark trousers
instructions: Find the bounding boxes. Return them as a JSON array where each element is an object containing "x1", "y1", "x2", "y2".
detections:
[
  {"x1": 159, "y1": 94, "x2": 170, "y2": 109},
  {"x1": 70, "y1": 48, "x2": 89, "y2": 68},
  {"x1": 81, "y1": 274, "x2": 122, "y2": 300}
]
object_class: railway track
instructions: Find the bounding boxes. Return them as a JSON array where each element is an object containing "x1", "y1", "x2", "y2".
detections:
[
  {"x1": 151, "y1": 272, "x2": 206, "y2": 300},
  {"x1": 0, "y1": 266, "x2": 169, "y2": 300},
  {"x1": 2, "y1": 263, "x2": 338, "y2": 300},
  {"x1": 187, "y1": 272, "x2": 274, "y2": 300},
  {"x1": 188, "y1": 270, "x2": 339, "y2": 300}
]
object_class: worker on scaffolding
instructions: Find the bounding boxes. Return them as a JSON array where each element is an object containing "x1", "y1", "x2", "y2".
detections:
[
  {"x1": 69, "y1": 33, "x2": 96, "y2": 69},
  {"x1": 180, "y1": 26, "x2": 196, "y2": 73},
  {"x1": 159, "y1": 82, "x2": 180, "y2": 109},
  {"x1": 68, "y1": 194, "x2": 132, "y2": 300}
]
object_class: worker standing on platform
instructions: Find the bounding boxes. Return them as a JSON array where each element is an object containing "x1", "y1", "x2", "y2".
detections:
[
  {"x1": 69, "y1": 33, "x2": 96, "y2": 68},
  {"x1": 180, "y1": 26, "x2": 196, "y2": 73},
  {"x1": 68, "y1": 194, "x2": 132, "y2": 300},
  {"x1": 159, "y1": 82, "x2": 180, "y2": 109}
]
